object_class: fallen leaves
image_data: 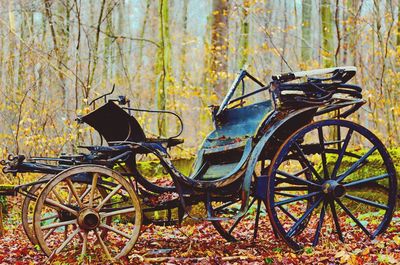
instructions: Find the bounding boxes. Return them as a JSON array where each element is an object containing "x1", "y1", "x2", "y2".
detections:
[{"x1": 0, "y1": 196, "x2": 399, "y2": 264}]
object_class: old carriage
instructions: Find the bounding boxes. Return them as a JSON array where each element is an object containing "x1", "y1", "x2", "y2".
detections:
[{"x1": 0, "y1": 66, "x2": 397, "y2": 261}]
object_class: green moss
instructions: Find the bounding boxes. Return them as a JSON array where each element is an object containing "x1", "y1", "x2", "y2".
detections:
[
  {"x1": 323, "y1": 147, "x2": 400, "y2": 209},
  {"x1": 0, "y1": 184, "x2": 15, "y2": 191},
  {"x1": 327, "y1": 147, "x2": 399, "y2": 186},
  {"x1": 0, "y1": 185, "x2": 14, "y2": 214},
  {"x1": 0, "y1": 196, "x2": 7, "y2": 214},
  {"x1": 136, "y1": 158, "x2": 194, "y2": 178}
]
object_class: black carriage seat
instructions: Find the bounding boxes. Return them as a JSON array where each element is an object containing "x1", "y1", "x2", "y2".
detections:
[
  {"x1": 80, "y1": 101, "x2": 183, "y2": 148},
  {"x1": 188, "y1": 100, "x2": 273, "y2": 182}
]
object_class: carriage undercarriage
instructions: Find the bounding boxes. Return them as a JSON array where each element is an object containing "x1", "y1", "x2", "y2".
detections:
[{"x1": 0, "y1": 66, "x2": 397, "y2": 262}]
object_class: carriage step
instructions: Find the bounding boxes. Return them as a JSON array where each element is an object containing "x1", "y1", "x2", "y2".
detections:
[{"x1": 255, "y1": 175, "x2": 267, "y2": 200}]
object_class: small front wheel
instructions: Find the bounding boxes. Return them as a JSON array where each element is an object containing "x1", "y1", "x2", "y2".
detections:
[
  {"x1": 33, "y1": 165, "x2": 142, "y2": 262},
  {"x1": 267, "y1": 119, "x2": 397, "y2": 251}
]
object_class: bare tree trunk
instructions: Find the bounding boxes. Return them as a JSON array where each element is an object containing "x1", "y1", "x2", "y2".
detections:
[
  {"x1": 397, "y1": 2, "x2": 400, "y2": 47},
  {"x1": 135, "y1": 0, "x2": 151, "y2": 86},
  {"x1": 180, "y1": 0, "x2": 189, "y2": 89},
  {"x1": 155, "y1": 0, "x2": 172, "y2": 137},
  {"x1": 85, "y1": 0, "x2": 106, "y2": 98},
  {"x1": 374, "y1": 0, "x2": 396, "y2": 144},
  {"x1": 7, "y1": 0, "x2": 16, "y2": 100},
  {"x1": 281, "y1": 1, "x2": 288, "y2": 71},
  {"x1": 348, "y1": 0, "x2": 361, "y2": 66},
  {"x1": 301, "y1": 0, "x2": 312, "y2": 62},
  {"x1": 321, "y1": 0, "x2": 334, "y2": 67},
  {"x1": 43, "y1": 0, "x2": 67, "y2": 102},
  {"x1": 74, "y1": 0, "x2": 81, "y2": 111},
  {"x1": 342, "y1": 0, "x2": 349, "y2": 64},
  {"x1": 210, "y1": 0, "x2": 229, "y2": 101},
  {"x1": 334, "y1": 0, "x2": 341, "y2": 64},
  {"x1": 103, "y1": 1, "x2": 113, "y2": 81},
  {"x1": 238, "y1": 0, "x2": 249, "y2": 69},
  {"x1": 16, "y1": 11, "x2": 26, "y2": 91}
]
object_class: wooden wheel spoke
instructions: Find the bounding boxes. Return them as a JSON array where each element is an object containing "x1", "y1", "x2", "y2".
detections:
[
  {"x1": 89, "y1": 173, "x2": 99, "y2": 207},
  {"x1": 343, "y1": 173, "x2": 389, "y2": 188},
  {"x1": 335, "y1": 199, "x2": 371, "y2": 238},
  {"x1": 64, "y1": 225, "x2": 68, "y2": 241},
  {"x1": 29, "y1": 214, "x2": 58, "y2": 225},
  {"x1": 100, "y1": 207, "x2": 136, "y2": 218},
  {"x1": 227, "y1": 197, "x2": 256, "y2": 235},
  {"x1": 312, "y1": 200, "x2": 327, "y2": 246},
  {"x1": 331, "y1": 129, "x2": 353, "y2": 179},
  {"x1": 293, "y1": 142, "x2": 323, "y2": 181},
  {"x1": 213, "y1": 199, "x2": 240, "y2": 212},
  {"x1": 318, "y1": 127, "x2": 329, "y2": 179},
  {"x1": 274, "y1": 191, "x2": 320, "y2": 207},
  {"x1": 293, "y1": 167, "x2": 308, "y2": 177},
  {"x1": 51, "y1": 227, "x2": 80, "y2": 256},
  {"x1": 275, "y1": 192, "x2": 298, "y2": 198},
  {"x1": 96, "y1": 184, "x2": 122, "y2": 211},
  {"x1": 99, "y1": 223, "x2": 131, "y2": 239},
  {"x1": 42, "y1": 214, "x2": 58, "y2": 222},
  {"x1": 277, "y1": 205, "x2": 298, "y2": 222},
  {"x1": 276, "y1": 170, "x2": 320, "y2": 187},
  {"x1": 44, "y1": 227, "x2": 57, "y2": 240},
  {"x1": 91, "y1": 196, "x2": 104, "y2": 203},
  {"x1": 286, "y1": 196, "x2": 323, "y2": 238},
  {"x1": 95, "y1": 230, "x2": 113, "y2": 260},
  {"x1": 211, "y1": 197, "x2": 256, "y2": 241},
  {"x1": 67, "y1": 187, "x2": 73, "y2": 204},
  {"x1": 101, "y1": 198, "x2": 130, "y2": 208},
  {"x1": 81, "y1": 231, "x2": 88, "y2": 258},
  {"x1": 228, "y1": 215, "x2": 245, "y2": 235},
  {"x1": 344, "y1": 194, "x2": 388, "y2": 210},
  {"x1": 253, "y1": 199, "x2": 262, "y2": 239},
  {"x1": 336, "y1": 146, "x2": 377, "y2": 183},
  {"x1": 41, "y1": 219, "x2": 77, "y2": 230},
  {"x1": 65, "y1": 179, "x2": 83, "y2": 208},
  {"x1": 275, "y1": 186, "x2": 310, "y2": 191},
  {"x1": 329, "y1": 200, "x2": 344, "y2": 242},
  {"x1": 44, "y1": 198, "x2": 78, "y2": 216},
  {"x1": 79, "y1": 185, "x2": 92, "y2": 201},
  {"x1": 52, "y1": 190, "x2": 64, "y2": 204}
]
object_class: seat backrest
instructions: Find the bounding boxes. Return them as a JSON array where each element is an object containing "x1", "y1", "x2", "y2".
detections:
[
  {"x1": 81, "y1": 101, "x2": 146, "y2": 142},
  {"x1": 189, "y1": 100, "x2": 272, "y2": 180},
  {"x1": 202, "y1": 100, "x2": 272, "y2": 151}
]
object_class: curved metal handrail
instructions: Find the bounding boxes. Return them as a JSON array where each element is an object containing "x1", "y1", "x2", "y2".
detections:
[{"x1": 122, "y1": 107, "x2": 184, "y2": 139}]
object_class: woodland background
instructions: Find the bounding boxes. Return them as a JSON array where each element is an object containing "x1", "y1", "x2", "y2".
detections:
[
  {"x1": 0, "y1": 1, "x2": 399, "y2": 264},
  {"x1": 0, "y1": 0, "x2": 399, "y2": 166}
]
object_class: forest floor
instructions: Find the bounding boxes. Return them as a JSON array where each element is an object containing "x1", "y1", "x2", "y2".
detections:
[{"x1": 0, "y1": 196, "x2": 399, "y2": 265}]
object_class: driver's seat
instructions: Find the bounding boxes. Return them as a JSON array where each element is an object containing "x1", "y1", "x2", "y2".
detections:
[{"x1": 80, "y1": 101, "x2": 183, "y2": 148}]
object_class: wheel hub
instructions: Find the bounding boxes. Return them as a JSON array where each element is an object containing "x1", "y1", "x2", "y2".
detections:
[
  {"x1": 322, "y1": 180, "x2": 346, "y2": 198},
  {"x1": 78, "y1": 208, "x2": 100, "y2": 230}
]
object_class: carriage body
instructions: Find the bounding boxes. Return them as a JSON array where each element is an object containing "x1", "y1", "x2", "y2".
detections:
[{"x1": 0, "y1": 66, "x2": 397, "y2": 261}]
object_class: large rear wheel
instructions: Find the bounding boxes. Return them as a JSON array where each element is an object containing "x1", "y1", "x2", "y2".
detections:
[{"x1": 267, "y1": 119, "x2": 397, "y2": 251}]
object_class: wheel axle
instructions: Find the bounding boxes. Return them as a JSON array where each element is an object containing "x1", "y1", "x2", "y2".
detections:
[
  {"x1": 78, "y1": 208, "x2": 100, "y2": 230},
  {"x1": 322, "y1": 180, "x2": 346, "y2": 198}
]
